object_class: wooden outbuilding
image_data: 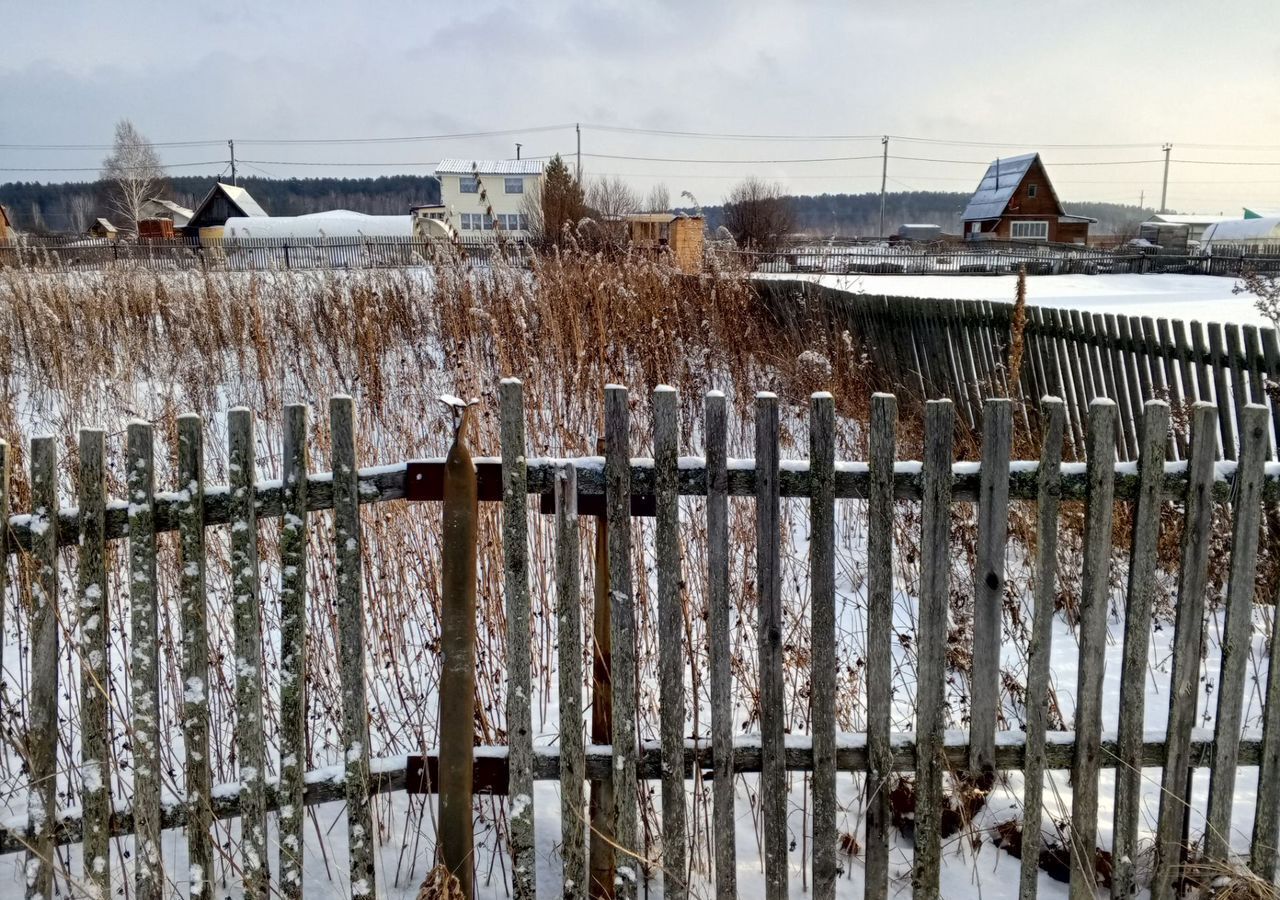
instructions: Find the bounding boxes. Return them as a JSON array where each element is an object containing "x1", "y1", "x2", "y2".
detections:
[
  {"x1": 0, "y1": 205, "x2": 11, "y2": 242},
  {"x1": 625, "y1": 213, "x2": 704, "y2": 272},
  {"x1": 962, "y1": 153, "x2": 1095, "y2": 244},
  {"x1": 88, "y1": 218, "x2": 120, "y2": 241},
  {"x1": 186, "y1": 182, "x2": 269, "y2": 232}
]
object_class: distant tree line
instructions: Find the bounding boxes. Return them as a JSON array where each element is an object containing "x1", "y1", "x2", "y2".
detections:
[{"x1": 0, "y1": 173, "x2": 443, "y2": 234}]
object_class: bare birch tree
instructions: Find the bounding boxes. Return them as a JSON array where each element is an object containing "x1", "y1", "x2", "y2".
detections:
[{"x1": 100, "y1": 120, "x2": 167, "y2": 235}]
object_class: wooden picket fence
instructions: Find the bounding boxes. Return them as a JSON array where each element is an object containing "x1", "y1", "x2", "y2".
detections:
[
  {"x1": 3, "y1": 382, "x2": 1280, "y2": 900},
  {"x1": 759, "y1": 279, "x2": 1280, "y2": 465}
]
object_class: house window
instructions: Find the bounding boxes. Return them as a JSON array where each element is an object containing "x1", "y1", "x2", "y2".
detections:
[
  {"x1": 1011, "y1": 220, "x2": 1050, "y2": 240},
  {"x1": 483, "y1": 215, "x2": 494, "y2": 230},
  {"x1": 504, "y1": 177, "x2": 524, "y2": 194},
  {"x1": 1028, "y1": 184, "x2": 1038, "y2": 198},
  {"x1": 970, "y1": 222, "x2": 982, "y2": 234},
  {"x1": 460, "y1": 176, "x2": 479, "y2": 194}
]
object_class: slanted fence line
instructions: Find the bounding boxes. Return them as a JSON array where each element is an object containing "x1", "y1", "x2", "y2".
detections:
[
  {"x1": 1, "y1": 385, "x2": 1279, "y2": 899},
  {"x1": 759, "y1": 279, "x2": 1280, "y2": 463}
]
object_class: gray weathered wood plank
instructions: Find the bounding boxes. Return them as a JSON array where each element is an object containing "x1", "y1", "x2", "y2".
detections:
[
  {"x1": 808, "y1": 392, "x2": 837, "y2": 900},
  {"x1": 1069, "y1": 400, "x2": 1117, "y2": 900},
  {"x1": 704, "y1": 391, "x2": 736, "y2": 900},
  {"x1": 913, "y1": 400, "x2": 953, "y2": 900},
  {"x1": 864, "y1": 393, "x2": 897, "y2": 900},
  {"x1": 1204, "y1": 404, "x2": 1269, "y2": 860},
  {"x1": 756, "y1": 391, "x2": 787, "y2": 900},
  {"x1": 78, "y1": 430, "x2": 110, "y2": 899},
  {"x1": 969, "y1": 399, "x2": 1012, "y2": 783},
  {"x1": 1110, "y1": 401, "x2": 1169, "y2": 899},
  {"x1": 26, "y1": 436, "x2": 58, "y2": 900},
  {"x1": 229, "y1": 410, "x2": 268, "y2": 899},
  {"x1": 1208, "y1": 323, "x2": 1236, "y2": 459},
  {"x1": 1151, "y1": 403, "x2": 1219, "y2": 900},
  {"x1": 501, "y1": 380, "x2": 536, "y2": 900},
  {"x1": 279, "y1": 405, "x2": 308, "y2": 900},
  {"x1": 654, "y1": 385, "x2": 686, "y2": 900},
  {"x1": 177, "y1": 414, "x2": 215, "y2": 900},
  {"x1": 331, "y1": 396, "x2": 377, "y2": 899},
  {"x1": 556, "y1": 462, "x2": 586, "y2": 900}
]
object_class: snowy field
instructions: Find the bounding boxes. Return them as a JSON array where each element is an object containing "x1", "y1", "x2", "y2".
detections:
[{"x1": 760, "y1": 272, "x2": 1271, "y2": 327}]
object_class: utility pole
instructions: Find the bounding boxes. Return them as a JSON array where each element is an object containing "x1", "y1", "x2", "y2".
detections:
[
  {"x1": 515, "y1": 142, "x2": 522, "y2": 160},
  {"x1": 878, "y1": 136, "x2": 889, "y2": 237},
  {"x1": 1139, "y1": 189, "x2": 1145, "y2": 210},
  {"x1": 1159, "y1": 143, "x2": 1172, "y2": 214},
  {"x1": 576, "y1": 123, "x2": 582, "y2": 183},
  {"x1": 228, "y1": 139, "x2": 237, "y2": 186}
]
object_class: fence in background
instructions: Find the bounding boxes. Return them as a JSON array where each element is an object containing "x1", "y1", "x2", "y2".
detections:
[
  {"x1": 760, "y1": 279, "x2": 1280, "y2": 464},
  {"x1": 2, "y1": 382, "x2": 1279, "y2": 899}
]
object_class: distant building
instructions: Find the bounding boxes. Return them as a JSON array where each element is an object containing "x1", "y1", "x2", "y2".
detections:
[
  {"x1": 1244, "y1": 207, "x2": 1280, "y2": 220},
  {"x1": 187, "y1": 182, "x2": 269, "y2": 232},
  {"x1": 138, "y1": 198, "x2": 194, "y2": 228},
  {"x1": 895, "y1": 223, "x2": 943, "y2": 241},
  {"x1": 1199, "y1": 216, "x2": 1280, "y2": 249},
  {"x1": 1146, "y1": 213, "x2": 1231, "y2": 244},
  {"x1": 434, "y1": 159, "x2": 545, "y2": 238},
  {"x1": 624, "y1": 213, "x2": 704, "y2": 272},
  {"x1": 88, "y1": 218, "x2": 119, "y2": 240},
  {"x1": 961, "y1": 153, "x2": 1095, "y2": 244}
]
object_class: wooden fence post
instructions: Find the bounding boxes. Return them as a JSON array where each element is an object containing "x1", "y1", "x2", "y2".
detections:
[
  {"x1": 331, "y1": 396, "x2": 377, "y2": 899},
  {"x1": 756, "y1": 391, "x2": 787, "y2": 900},
  {"x1": 501, "y1": 380, "x2": 536, "y2": 900},
  {"x1": 969, "y1": 398, "x2": 1011, "y2": 785},
  {"x1": 228, "y1": 409, "x2": 269, "y2": 899},
  {"x1": 279, "y1": 404, "x2": 309, "y2": 900},
  {"x1": 1151, "y1": 403, "x2": 1219, "y2": 900},
  {"x1": 1208, "y1": 323, "x2": 1236, "y2": 459},
  {"x1": 556, "y1": 463, "x2": 587, "y2": 900},
  {"x1": 808, "y1": 392, "x2": 837, "y2": 900},
  {"x1": 26, "y1": 436, "x2": 57, "y2": 900},
  {"x1": 605, "y1": 385, "x2": 639, "y2": 899},
  {"x1": 78, "y1": 430, "x2": 110, "y2": 899},
  {"x1": 1110, "y1": 401, "x2": 1169, "y2": 899},
  {"x1": 440, "y1": 398, "x2": 479, "y2": 897},
  {"x1": 1020, "y1": 398, "x2": 1065, "y2": 900},
  {"x1": 864, "y1": 393, "x2": 897, "y2": 900},
  {"x1": 913, "y1": 399, "x2": 953, "y2": 900},
  {"x1": 654, "y1": 386, "x2": 687, "y2": 900},
  {"x1": 704, "y1": 391, "x2": 736, "y2": 900},
  {"x1": 178, "y1": 414, "x2": 215, "y2": 899},
  {"x1": 1204, "y1": 405, "x2": 1270, "y2": 860},
  {"x1": 1069, "y1": 400, "x2": 1117, "y2": 900}
]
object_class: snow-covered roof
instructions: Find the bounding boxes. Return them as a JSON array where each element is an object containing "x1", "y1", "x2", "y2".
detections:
[
  {"x1": 219, "y1": 183, "x2": 268, "y2": 217},
  {"x1": 144, "y1": 198, "x2": 194, "y2": 218},
  {"x1": 1149, "y1": 213, "x2": 1231, "y2": 226},
  {"x1": 434, "y1": 159, "x2": 545, "y2": 176},
  {"x1": 1200, "y1": 216, "x2": 1280, "y2": 243},
  {"x1": 961, "y1": 153, "x2": 1041, "y2": 221}
]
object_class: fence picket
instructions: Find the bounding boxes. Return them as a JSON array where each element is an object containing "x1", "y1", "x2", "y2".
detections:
[
  {"x1": 1151, "y1": 403, "x2": 1219, "y2": 900},
  {"x1": 1208, "y1": 323, "x2": 1236, "y2": 459},
  {"x1": 78, "y1": 430, "x2": 110, "y2": 899},
  {"x1": 1157, "y1": 319, "x2": 1184, "y2": 459},
  {"x1": 969, "y1": 399, "x2": 1011, "y2": 783},
  {"x1": 1261, "y1": 327, "x2": 1280, "y2": 457},
  {"x1": 228, "y1": 410, "x2": 269, "y2": 898},
  {"x1": 704, "y1": 391, "x2": 736, "y2": 900},
  {"x1": 756, "y1": 392, "x2": 787, "y2": 900},
  {"x1": 331, "y1": 396, "x2": 376, "y2": 899},
  {"x1": 808, "y1": 392, "x2": 837, "y2": 900},
  {"x1": 1204, "y1": 405, "x2": 1270, "y2": 860},
  {"x1": 1114, "y1": 314, "x2": 1146, "y2": 461},
  {"x1": 606, "y1": 385, "x2": 639, "y2": 898},
  {"x1": 279, "y1": 405, "x2": 308, "y2": 899},
  {"x1": 1252, "y1": 526, "x2": 1280, "y2": 879},
  {"x1": 1020, "y1": 398, "x2": 1065, "y2": 900},
  {"x1": 1227, "y1": 326, "x2": 1250, "y2": 459},
  {"x1": 654, "y1": 386, "x2": 687, "y2": 900},
  {"x1": 913, "y1": 399, "x2": 954, "y2": 900},
  {"x1": 502, "y1": 379, "x2": 536, "y2": 900},
  {"x1": 26, "y1": 436, "x2": 57, "y2": 900},
  {"x1": 555, "y1": 463, "x2": 586, "y2": 900},
  {"x1": 1069, "y1": 400, "x2": 1117, "y2": 900},
  {"x1": 1110, "y1": 401, "x2": 1169, "y2": 899},
  {"x1": 178, "y1": 414, "x2": 215, "y2": 899},
  {"x1": 864, "y1": 393, "x2": 897, "y2": 900}
]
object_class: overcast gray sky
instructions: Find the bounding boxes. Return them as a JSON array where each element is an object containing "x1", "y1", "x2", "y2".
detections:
[{"x1": 3, "y1": 0, "x2": 1280, "y2": 211}]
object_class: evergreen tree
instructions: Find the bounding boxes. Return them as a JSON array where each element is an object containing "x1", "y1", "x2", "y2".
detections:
[{"x1": 538, "y1": 154, "x2": 586, "y2": 244}]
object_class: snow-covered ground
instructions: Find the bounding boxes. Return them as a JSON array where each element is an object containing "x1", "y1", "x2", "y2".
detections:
[{"x1": 761, "y1": 273, "x2": 1271, "y2": 327}]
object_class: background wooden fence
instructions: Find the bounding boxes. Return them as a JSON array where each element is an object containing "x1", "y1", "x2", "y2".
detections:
[
  {"x1": 2, "y1": 383, "x2": 1279, "y2": 899},
  {"x1": 760, "y1": 278, "x2": 1280, "y2": 465}
]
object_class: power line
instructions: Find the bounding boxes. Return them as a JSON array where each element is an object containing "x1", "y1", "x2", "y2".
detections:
[{"x1": 0, "y1": 160, "x2": 226, "y2": 172}]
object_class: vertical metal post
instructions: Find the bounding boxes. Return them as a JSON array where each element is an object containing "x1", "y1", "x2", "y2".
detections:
[
  {"x1": 1160, "y1": 143, "x2": 1172, "y2": 213},
  {"x1": 576, "y1": 123, "x2": 582, "y2": 183},
  {"x1": 879, "y1": 135, "x2": 889, "y2": 236}
]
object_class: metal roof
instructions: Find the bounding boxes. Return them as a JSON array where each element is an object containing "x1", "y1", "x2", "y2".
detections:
[
  {"x1": 434, "y1": 158, "x2": 545, "y2": 176},
  {"x1": 1150, "y1": 213, "x2": 1232, "y2": 226},
  {"x1": 961, "y1": 153, "x2": 1041, "y2": 222},
  {"x1": 220, "y1": 183, "x2": 268, "y2": 217}
]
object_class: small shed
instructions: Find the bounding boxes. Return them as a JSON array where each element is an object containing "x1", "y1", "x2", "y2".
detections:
[
  {"x1": 625, "y1": 213, "x2": 704, "y2": 272},
  {"x1": 0, "y1": 204, "x2": 11, "y2": 242},
  {"x1": 1138, "y1": 221, "x2": 1190, "y2": 254},
  {"x1": 138, "y1": 198, "x2": 194, "y2": 228},
  {"x1": 88, "y1": 218, "x2": 119, "y2": 241},
  {"x1": 187, "y1": 182, "x2": 269, "y2": 232},
  {"x1": 1199, "y1": 217, "x2": 1280, "y2": 250},
  {"x1": 895, "y1": 223, "x2": 942, "y2": 241}
]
